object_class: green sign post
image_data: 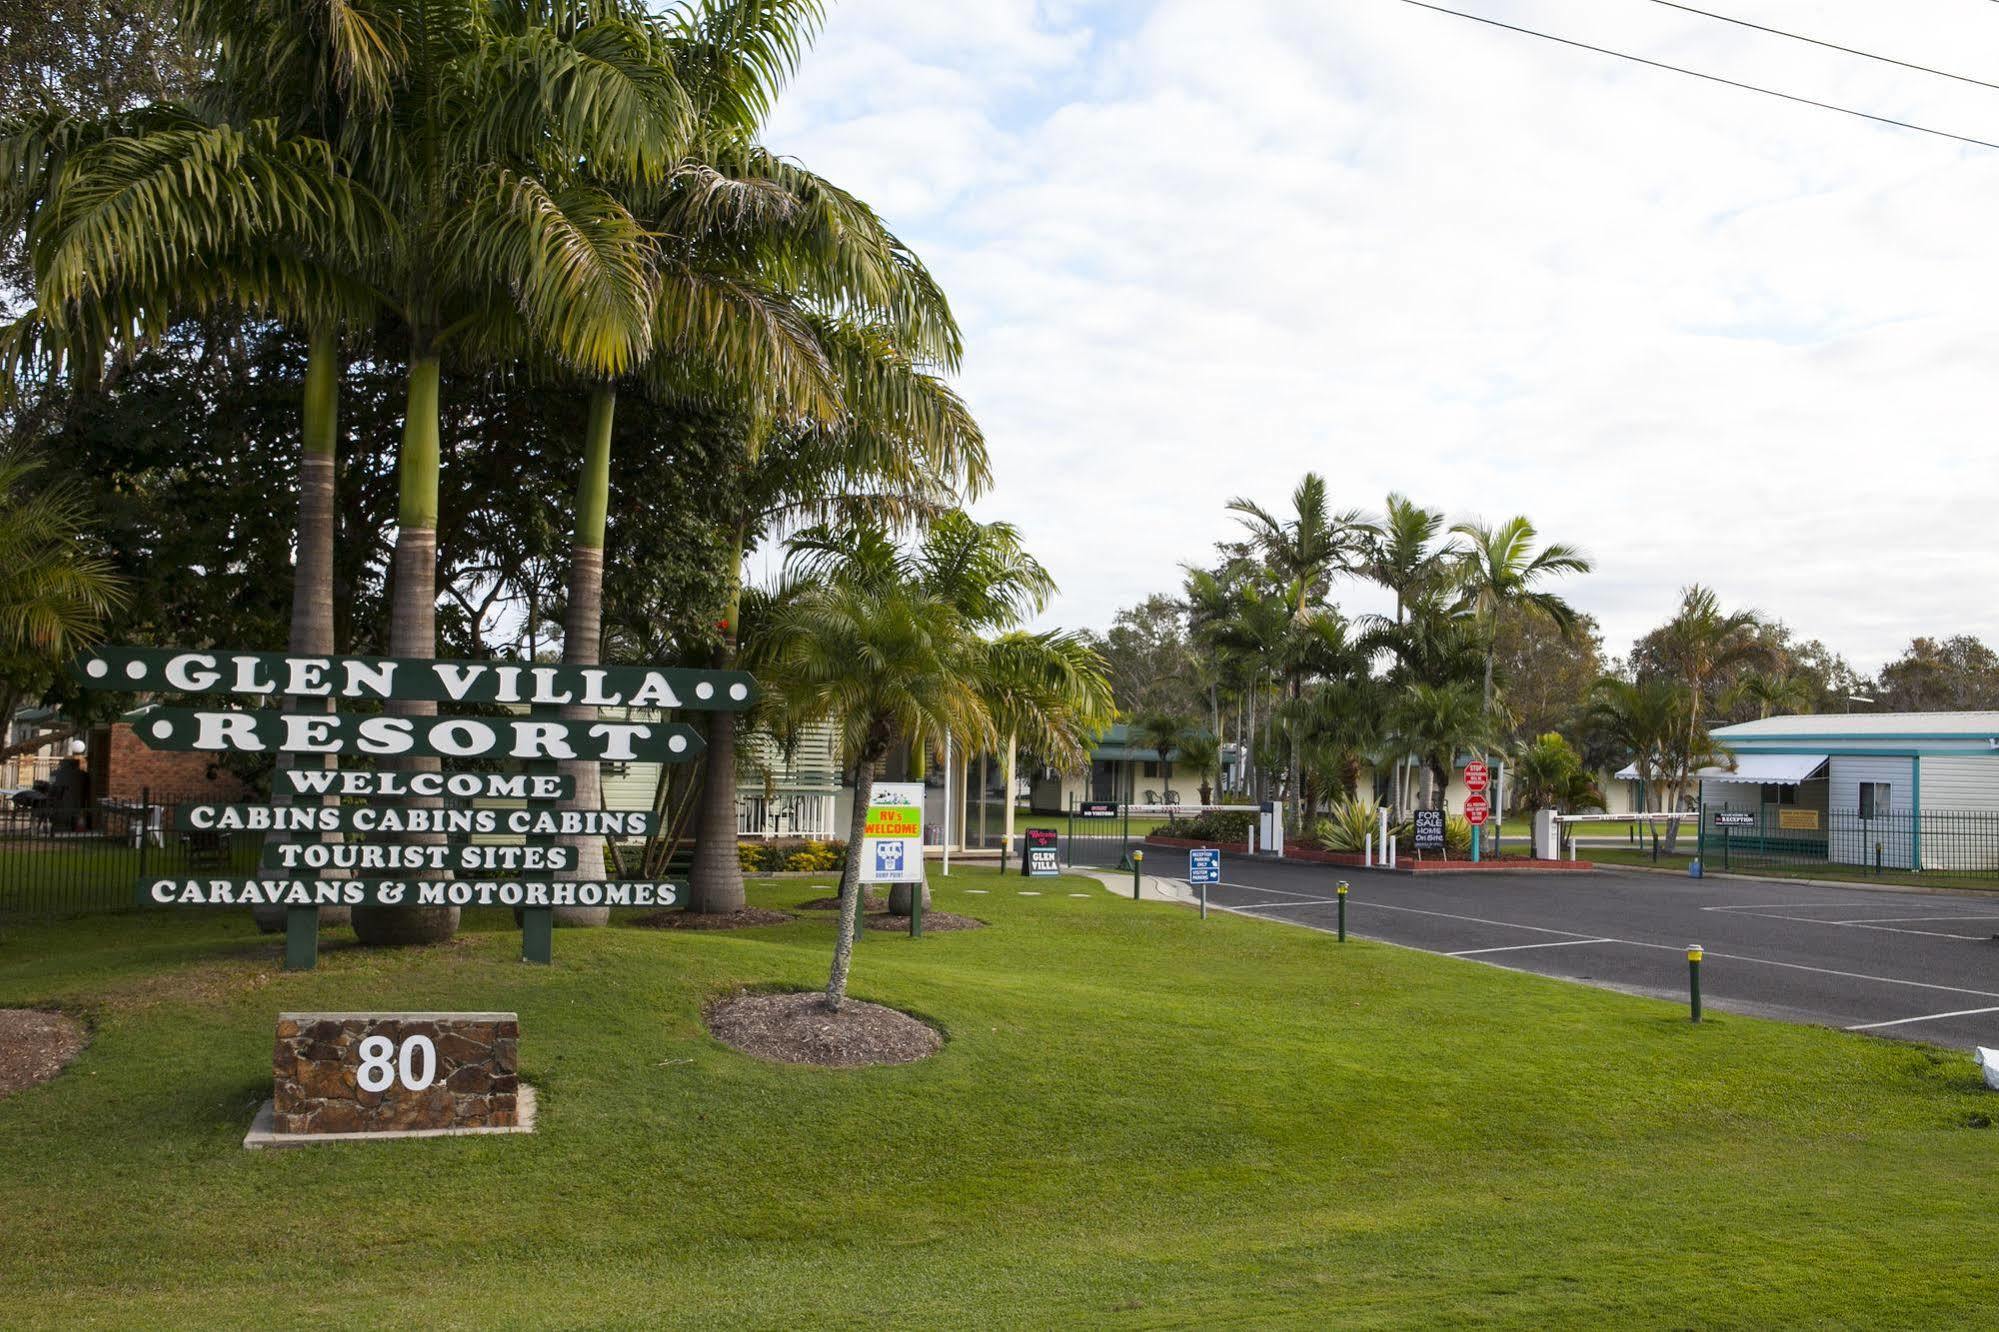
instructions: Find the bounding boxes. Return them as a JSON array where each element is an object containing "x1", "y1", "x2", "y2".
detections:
[{"x1": 75, "y1": 646, "x2": 755, "y2": 969}]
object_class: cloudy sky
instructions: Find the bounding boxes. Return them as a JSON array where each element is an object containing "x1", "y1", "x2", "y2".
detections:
[{"x1": 763, "y1": 0, "x2": 1999, "y2": 672}]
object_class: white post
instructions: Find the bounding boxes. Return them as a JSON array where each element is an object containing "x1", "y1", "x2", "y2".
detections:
[
  {"x1": 1379, "y1": 805, "x2": 1389, "y2": 867},
  {"x1": 942, "y1": 731, "x2": 952, "y2": 876},
  {"x1": 1364, "y1": 832, "x2": 1373, "y2": 868},
  {"x1": 1533, "y1": 809, "x2": 1559, "y2": 861}
]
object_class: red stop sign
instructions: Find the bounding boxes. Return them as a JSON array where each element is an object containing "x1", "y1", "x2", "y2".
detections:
[
  {"x1": 1463, "y1": 793, "x2": 1490, "y2": 825},
  {"x1": 1463, "y1": 760, "x2": 1489, "y2": 792}
]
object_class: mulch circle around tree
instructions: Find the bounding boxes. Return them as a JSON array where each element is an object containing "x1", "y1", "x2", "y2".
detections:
[
  {"x1": 705, "y1": 991, "x2": 942, "y2": 1068},
  {"x1": 0, "y1": 1009, "x2": 87, "y2": 1100},
  {"x1": 864, "y1": 910, "x2": 984, "y2": 932},
  {"x1": 630, "y1": 907, "x2": 793, "y2": 931},
  {"x1": 797, "y1": 893, "x2": 886, "y2": 912}
]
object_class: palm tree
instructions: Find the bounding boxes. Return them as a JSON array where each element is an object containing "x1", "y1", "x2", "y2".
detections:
[
  {"x1": 680, "y1": 346, "x2": 986, "y2": 916},
  {"x1": 1512, "y1": 732, "x2": 1603, "y2": 814},
  {"x1": 755, "y1": 541, "x2": 1111, "y2": 1005},
  {"x1": 756, "y1": 577, "x2": 985, "y2": 1007},
  {"x1": 1174, "y1": 730, "x2": 1220, "y2": 805},
  {"x1": 1391, "y1": 679, "x2": 1492, "y2": 811},
  {"x1": 1587, "y1": 676, "x2": 1715, "y2": 851},
  {"x1": 1723, "y1": 668, "x2": 1812, "y2": 720},
  {"x1": 1656, "y1": 585, "x2": 1772, "y2": 734},
  {"x1": 1132, "y1": 710, "x2": 1190, "y2": 804},
  {"x1": 1451, "y1": 516, "x2": 1591, "y2": 717},
  {"x1": 1366, "y1": 493, "x2": 1459, "y2": 624},
  {"x1": 1227, "y1": 473, "x2": 1375, "y2": 828},
  {"x1": 0, "y1": 448, "x2": 127, "y2": 740}
]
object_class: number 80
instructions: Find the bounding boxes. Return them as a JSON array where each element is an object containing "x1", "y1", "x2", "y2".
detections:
[{"x1": 356, "y1": 1033, "x2": 437, "y2": 1092}]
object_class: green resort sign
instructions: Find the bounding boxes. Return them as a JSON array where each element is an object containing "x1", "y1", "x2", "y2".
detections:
[{"x1": 74, "y1": 646, "x2": 755, "y2": 969}]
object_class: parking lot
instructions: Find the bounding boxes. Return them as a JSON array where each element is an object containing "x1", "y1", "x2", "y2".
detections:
[{"x1": 1130, "y1": 845, "x2": 1999, "y2": 1047}]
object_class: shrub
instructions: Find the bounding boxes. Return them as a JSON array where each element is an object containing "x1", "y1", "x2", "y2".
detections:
[
  {"x1": 1445, "y1": 814, "x2": 1473, "y2": 859},
  {"x1": 1317, "y1": 798, "x2": 1407, "y2": 853},
  {"x1": 737, "y1": 839, "x2": 849, "y2": 873},
  {"x1": 1161, "y1": 810, "x2": 1254, "y2": 843}
]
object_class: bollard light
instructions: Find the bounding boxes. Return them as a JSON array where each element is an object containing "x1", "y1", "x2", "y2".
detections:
[
  {"x1": 1337, "y1": 880, "x2": 1348, "y2": 942},
  {"x1": 1687, "y1": 944, "x2": 1703, "y2": 1023}
]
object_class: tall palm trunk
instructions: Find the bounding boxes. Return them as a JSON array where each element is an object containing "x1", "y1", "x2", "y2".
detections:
[
  {"x1": 553, "y1": 385, "x2": 615, "y2": 925},
  {"x1": 687, "y1": 535, "x2": 748, "y2": 914},
  {"x1": 826, "y1": 753, "x2": 877, "y2": 1009},
  {"x1": 352, "y1": 351, "x2": 458, "y2": 945},
  {"x1": 256, "y1": 326, "x2": 347, "y2": 933}
]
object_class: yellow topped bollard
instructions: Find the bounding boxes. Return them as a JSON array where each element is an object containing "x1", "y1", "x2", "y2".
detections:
[
  {"x1": 1131, "y1": 848, "x2": 1145, "y2": 900},
  {"x1": 1687, "y1": 944, "x2": 1703, "y2": 1022},
  {"x1": 1337, "y1": 880, "x2": 1348, "y2": 942}
]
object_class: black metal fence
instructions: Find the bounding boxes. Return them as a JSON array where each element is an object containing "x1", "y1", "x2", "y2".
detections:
[
  {"x1": 0, "y1": 794, "x2": 262, "y2": 923},
  {"x1": 1701, "y1": 802, "x2": 1999, "y2": 878}
]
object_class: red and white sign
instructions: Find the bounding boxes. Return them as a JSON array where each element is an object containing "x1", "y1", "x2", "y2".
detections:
[
  {"x1": 1463, "y1": 793, "x2": 1490, "y2": 825},
  {"x1": 1462, "y1": 760, "x2": 1489, "y2": 792}
]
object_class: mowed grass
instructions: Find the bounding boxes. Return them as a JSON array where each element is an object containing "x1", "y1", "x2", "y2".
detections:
[
  {"x1": 1579, "y1": 844, "x2": 1999, "y2": 893},
  {"x1": 1, "y1": 866, "x2": 1995, "y2": 1328}
]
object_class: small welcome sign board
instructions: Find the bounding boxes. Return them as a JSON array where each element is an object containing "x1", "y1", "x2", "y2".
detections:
[{"x1": 74, "y1": 647, "x2": 755, "y2": 967}]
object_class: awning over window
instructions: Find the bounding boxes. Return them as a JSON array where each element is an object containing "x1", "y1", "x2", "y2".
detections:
[{"x1": 1615, "y1": 754, "x2": 1827, "y2": 784}]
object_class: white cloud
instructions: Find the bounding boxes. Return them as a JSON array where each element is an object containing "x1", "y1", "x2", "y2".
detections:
[{"x1": 767, "y1": 0, "x2": 1999, "y2": 671}]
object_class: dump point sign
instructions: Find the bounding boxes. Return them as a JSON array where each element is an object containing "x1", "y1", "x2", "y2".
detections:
[{"x1": 860, "y1": 783, "x2": 924, "y2": 884}]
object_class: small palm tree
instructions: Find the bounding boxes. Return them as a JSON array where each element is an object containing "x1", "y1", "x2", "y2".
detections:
[
  {"x1": 1133, "y1": 710, "x2": 1190, "y2": 805},
  {"x1": 1366, "y1": 493, "x2": 1460, "y2": 624},
  {"x1": 756, "y1": 577, "x2": 987, "y2": 1006},
  {"x1": 1722, "y1": 668, "x2": 1812, "y2": 720},
  {"x1": 1391, "y1": 679, "x2": 1493, "y2": 811},
  {"x1": 1175, "y1": 731, "x2": 1221, "y2": 805}
]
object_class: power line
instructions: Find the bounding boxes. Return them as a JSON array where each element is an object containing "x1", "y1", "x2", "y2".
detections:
[
  {"x1": 1642, "y1": 0, "x2": 1999, "y2": 94},
  {"x1": 1396, "y1": 0, "x2": 1999, "y2": 151}
]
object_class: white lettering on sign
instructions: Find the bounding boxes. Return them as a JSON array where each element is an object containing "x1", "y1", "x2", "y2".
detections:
[{"x1": 357, "y1": 1034, "x2": 436, "y2": 1093}]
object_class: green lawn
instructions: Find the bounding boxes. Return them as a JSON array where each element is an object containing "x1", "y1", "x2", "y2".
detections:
[
  {"x1": 2, "y1": 865, "x2": 1995, "y2": 1327},
  {"x1": 1579, "y1": 845, "x2": 1999, "y2": 893}
]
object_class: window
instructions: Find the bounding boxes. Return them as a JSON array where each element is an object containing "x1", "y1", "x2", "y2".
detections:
[
  {"x1": 1758, "y1": 783, "x2": 1798, "y2": 807},
  {"x1": 1859, "y1": 781, "x2": 1890, "y2": 819},
  {"x1": 1142, "y1": 761, "x2": 1159, "y2": 778}
]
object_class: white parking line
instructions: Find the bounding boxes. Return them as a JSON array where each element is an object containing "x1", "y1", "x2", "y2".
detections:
[
  {"x1": 1214, "y1": 894, "x2": 1999, "y2": 1002},
  {"x1": 1844, "y1": 1006, "x2": 1999, "y2": 1032},
  {"x1": 1831, "y1": 914, "x2": 1999, "y2": 925},
  {"x1": 1448, "y1": 939, "x2": 1615, "y2": 957}
]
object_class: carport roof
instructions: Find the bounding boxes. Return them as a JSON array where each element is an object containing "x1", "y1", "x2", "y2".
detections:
[{"x1": 1614, "y1": 753, "x2": 1827, "y2": 784}]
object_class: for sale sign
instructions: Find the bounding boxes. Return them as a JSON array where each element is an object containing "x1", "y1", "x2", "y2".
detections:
[
  {"x1": 1413, "y1": 810, "x2": 1446, "y2": 852},
  {"x1": 859, "y1": 782, "x2": 925, "y2": 883}
]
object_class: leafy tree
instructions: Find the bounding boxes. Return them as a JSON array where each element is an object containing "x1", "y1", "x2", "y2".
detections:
[
  {"x1": 1876, "y1": 636, "x2": 1999, "y2": 712},
  {"x1": 1492, "y1": 608, "x2": 1604, "y2": 744},
  {"x1": 1175, "y1": 729, "x2": 1220, "y2": 804},
  {"x1": 1088, "y1": 594, "x2": 1202, "y2": 720},
  {"x1": 1588, "y1": 676, "x2": 1715, "y2": 852}
]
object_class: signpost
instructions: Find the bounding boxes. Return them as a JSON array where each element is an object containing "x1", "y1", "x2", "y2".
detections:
[
  {"x1": 1464, "y1": 761, "x2": 1489, "y2": 863},
  {"x1": 1023, "y1": 828, "x2": 1060, "y2": 878},
  {"x1": 1078, "y1": 800, "x2": 1118, "y2": 818},
  {"x1": 74, "y1": 645, "x2": 751, "y2": 970},
  {"x1": 1188, "y1": 846, "x2": 1220, "y2": 919}
]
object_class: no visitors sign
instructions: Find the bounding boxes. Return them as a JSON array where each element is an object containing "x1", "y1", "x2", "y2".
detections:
[{"x1": 859, "y1": 783, "x2": 924, "y2": 884}]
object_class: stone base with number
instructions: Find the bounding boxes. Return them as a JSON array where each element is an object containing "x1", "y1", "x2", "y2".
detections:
[{"x1": 248, "y1": 1011, "x2": 530, "y2": 1148}]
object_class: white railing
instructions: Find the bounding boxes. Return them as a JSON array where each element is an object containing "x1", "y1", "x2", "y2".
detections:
[
  {"x1": 0, "y1": 753, "x2": 60, "y2": 790},
  {"x1": 737, "y1": 792, "x2": 838, "y2": 840}
]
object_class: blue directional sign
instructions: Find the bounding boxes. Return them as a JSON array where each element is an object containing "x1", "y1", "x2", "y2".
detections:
[{"x1": 1188, "y1": 847, "x2": 1221, "y2": 885}]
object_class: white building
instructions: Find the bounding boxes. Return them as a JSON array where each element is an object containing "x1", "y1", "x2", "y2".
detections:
[{"x1": 1690, "y1": 712, "x2": 1999, "y2": 872}]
